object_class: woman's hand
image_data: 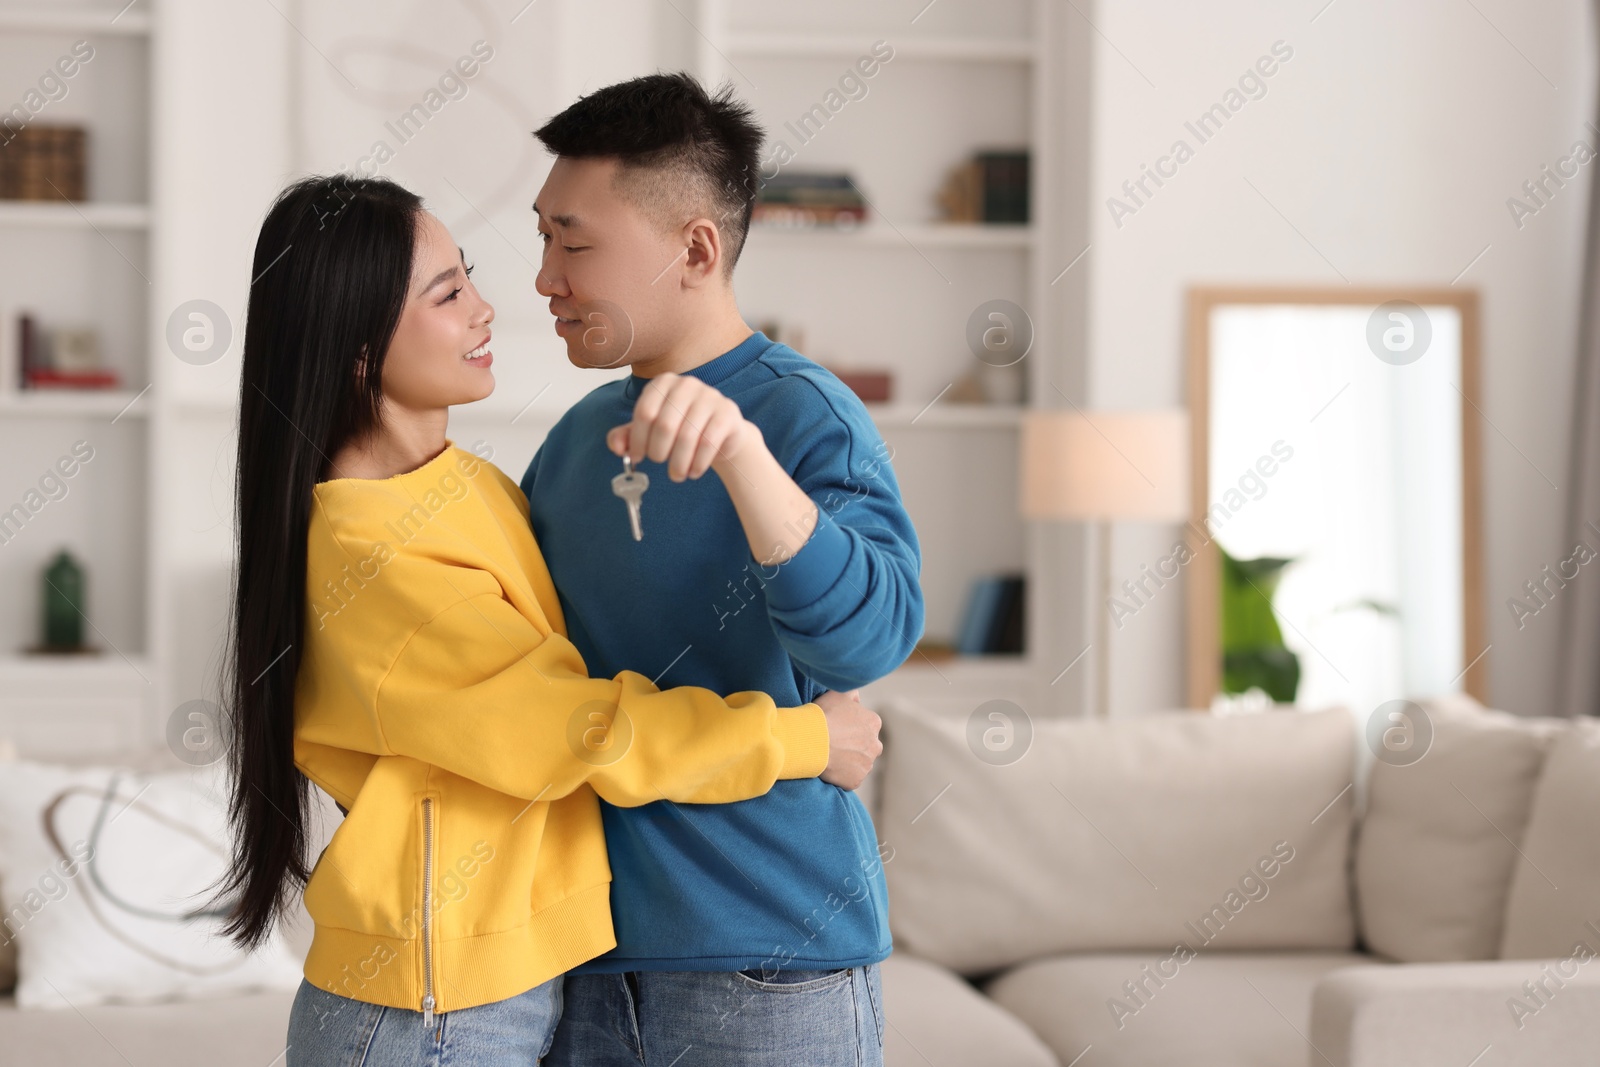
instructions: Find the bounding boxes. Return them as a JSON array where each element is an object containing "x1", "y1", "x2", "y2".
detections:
[{"x1": 814, "y1": 689, "x2": 883, "y2": 790}]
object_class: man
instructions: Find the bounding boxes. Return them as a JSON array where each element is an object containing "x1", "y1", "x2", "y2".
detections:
[{"x1": 521, "y1": 71, "x2": 924, "y2": 1065}]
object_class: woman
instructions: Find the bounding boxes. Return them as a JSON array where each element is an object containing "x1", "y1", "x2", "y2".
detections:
[{"x1": 211, "y1": 175, "x2": 883, "y2": 1065}]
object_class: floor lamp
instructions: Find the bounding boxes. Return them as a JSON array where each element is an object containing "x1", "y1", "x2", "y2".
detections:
[{"x1": 1021, "y1": 410, "x2": 1190, "y2": 718}]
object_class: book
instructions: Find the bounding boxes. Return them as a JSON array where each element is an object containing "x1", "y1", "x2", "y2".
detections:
[
  {"x1": 991, "y1": 576, "x2": 1026, "y2": 654},
  {"x1": 0, "y1": 125, "x2": 87, "y2": 201},
  {"x1": 957, "y1": 577, "x2": 1006, "y2": 656},
  {"x1": 825, "y1": 367, "x2": 892, "y2": 403},
  {"x1": 957, "y1": 575, "x2": 1027, "y2": 655},
  {"x1": 753, "y1": 171, "x2": 868, "y2": 228},
  {"x1": 936, "y1": 150, "x2": 1031, "y2": 224},
  {"x1": 25, "y1": 367, "x2": 120, "y2": 389},
  {"x1": 978, "y1": 151, "x2": 1029, "y2": 224},
  {"x1": 757, "y1": 171, "x2": 863, "y2": 206},
  {"x1": 19, "y1": 312, "x2": 37, "y2": 389},
  {"x1": 750, "y1": 203, "x2": 867, "y2": 227}
]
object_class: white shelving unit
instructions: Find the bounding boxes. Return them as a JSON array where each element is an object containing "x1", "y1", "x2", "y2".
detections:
[
  {"x1": 0, "y1": 0, "x2": 1091, "y2": 753},
  {"x1": 695, "y1": 0, "x2": 1074, "y2": 715},
  {"x1": 863, "y1": 402, "x2": 1025, "y2": 429},
  {"x1": 749, "y1": 221, "x2": 1037, "y2": 249},
  {"x1": 0, "y1": 9, "x2": 151, "y2": 34},
  {"x1": 0, "y1": 387, "x2": 149, "y2": 419},
  {"x1": 0, "y1": 5, "x2": 159, "y2": 753},
  {"x1": 0, "y1": 200, "x2": 149, "y2": 227}
]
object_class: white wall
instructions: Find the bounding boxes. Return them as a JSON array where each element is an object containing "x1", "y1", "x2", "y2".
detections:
[
  {"x1": 1085, "y1": 0, "x2": 1596, "y2": 717},
  {"x1": 153, "y1": 0, "x2": 295, "y2": 721}
]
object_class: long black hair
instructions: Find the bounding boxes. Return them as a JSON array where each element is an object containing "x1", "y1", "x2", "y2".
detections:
[{"x1": 213, "y1": 174, "x2": 423, "y2": 950}]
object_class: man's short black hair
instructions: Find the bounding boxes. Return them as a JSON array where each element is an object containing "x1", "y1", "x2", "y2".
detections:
[{"x1": 534, "y1": 72, "x2": 764, "y2": 274}]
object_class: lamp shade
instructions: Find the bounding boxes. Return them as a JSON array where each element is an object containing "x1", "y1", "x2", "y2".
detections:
[{"x1": 1021, "y1": 409, "x2": 1190, "y2": 522}]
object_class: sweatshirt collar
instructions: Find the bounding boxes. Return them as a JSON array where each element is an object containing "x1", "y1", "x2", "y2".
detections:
[
  {"x1": 623, "y1": 330, "x2": 772, "y2": 399},
  {"x1": 315, "y1": 438, "x2": 460, "y2": 489}
]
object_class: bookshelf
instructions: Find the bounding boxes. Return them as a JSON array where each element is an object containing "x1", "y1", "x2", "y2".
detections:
[
  {"x1": 0, "y1": 5, "x2": 158, "y2": 753},
  {"x1": 695, "y1": 0, "x2": 1083, "y2": 716},
  {"x1": 0, "y1": 387, "x2": 150, "y2": 419}
]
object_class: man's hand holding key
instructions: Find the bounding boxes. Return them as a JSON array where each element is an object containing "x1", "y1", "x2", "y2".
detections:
[
  {"x1": 605, "y1": 371, "x2": 762, "y2": 483},
  {"x1": 606, "y1": 371, "x2": 823, "y2": 568}
]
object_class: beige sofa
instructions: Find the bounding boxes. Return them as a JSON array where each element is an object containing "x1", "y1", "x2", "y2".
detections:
[
  {"x1": 867, "y1": 693, "x2": 1600, "y2": 1067},
  {"x1": 3, "y1": 694, "x2": 1597, "y2": 1066}
]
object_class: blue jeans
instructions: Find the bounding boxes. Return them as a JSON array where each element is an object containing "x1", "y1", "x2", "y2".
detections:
[
  {"x1": 543, "y1": 964, "x2": 884, "y2": 1066},
  {"x1": 285, "y1": 975, "x2": 564, "y2": 1066}
]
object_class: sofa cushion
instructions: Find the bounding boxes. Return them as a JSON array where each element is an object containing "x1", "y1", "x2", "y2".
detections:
[
  {"x1": 984, "y1": 951, "x2": 1367, "y2": 1067},
  {"x1": 1499, "y1": 717, "x2": 1600, "y2": 958},
  {"x1": 1354, "y1": 693, "x2": 1561, "y2": 962},
  {"x1": 0, "y1": 757, "x2": 302, "y2": 1008},
  {"x1": 876, "y1": 702, "x2": 1356, "y2": 974},
  {"x1": 1311, "y1": 960, "x2": 1600, "y2": 1067},
  {"x1": 881, "y1": 951, "x2": 1058, "y2": 1067},
  {"x1": 0, "y1": 988, "x2": 296, "y2": 1065}
]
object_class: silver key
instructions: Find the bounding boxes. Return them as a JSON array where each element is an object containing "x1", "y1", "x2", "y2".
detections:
[{"x1": 611, "y1": 456, "x2": 649, "y2": 541}]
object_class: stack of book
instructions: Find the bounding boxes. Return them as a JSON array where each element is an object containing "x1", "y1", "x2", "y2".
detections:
[
  {"x1": 753, "y1": 172, "x2": 867, "y2": 228},
  {"x1": 17, "y1": 313, "x2": 118, "y2": 389},
  {"x1": 0, "y1": 126, "x2": 88, "y2": 201},
  {"x1": 956, "y1": 574, "x2": 1026, "y2": 655},
  {"x1": 937, "y1": 150, "x2": 1030, "y2": 224}
]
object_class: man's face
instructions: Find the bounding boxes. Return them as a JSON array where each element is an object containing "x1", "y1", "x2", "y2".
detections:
[{"x1": 533, "y1": 156, "x2": 685, "y2": 371}]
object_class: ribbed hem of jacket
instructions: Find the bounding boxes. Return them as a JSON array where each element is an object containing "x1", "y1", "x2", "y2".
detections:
[
  {"x1": 773, "y1": 703, "x2": 830, "y2": 779},
  {"x1": 302, "y1": 880, "x2": 615, "y2": 1014}
]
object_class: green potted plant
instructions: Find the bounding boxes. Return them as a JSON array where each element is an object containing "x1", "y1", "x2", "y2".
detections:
[{"x1": 1219, "y1": 546, "x2": 1300, "y2": 704}]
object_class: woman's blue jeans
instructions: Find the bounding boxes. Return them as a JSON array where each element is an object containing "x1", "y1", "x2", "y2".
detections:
[{"x1": 285, "y1": 975, "x2": 563, "y2": 1066}]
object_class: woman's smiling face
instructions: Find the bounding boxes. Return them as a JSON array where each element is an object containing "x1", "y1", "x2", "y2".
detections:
[{"x1": 378, "y1": 209, "x2": 496, "y2": 411}]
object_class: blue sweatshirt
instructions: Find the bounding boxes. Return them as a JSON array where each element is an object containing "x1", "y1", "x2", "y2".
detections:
[{"x1": 521, "y1": 330, "x2": 924, "y2": 973}]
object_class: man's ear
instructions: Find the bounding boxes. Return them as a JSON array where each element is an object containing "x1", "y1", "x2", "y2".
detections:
[{"x1": 680, "y1": 217, "x2": 724, "y2": 288}]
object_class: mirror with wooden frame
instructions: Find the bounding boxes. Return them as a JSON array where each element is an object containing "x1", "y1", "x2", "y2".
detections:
[{"x1": 1185, "y1": 287, "x2": 1487, "y2": 714}]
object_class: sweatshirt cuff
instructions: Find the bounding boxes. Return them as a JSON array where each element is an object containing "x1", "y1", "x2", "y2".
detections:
[
  {"x1": 772, "y1": 703, "x2": 830, "y2": 779},
  {"x1": 759, "y1": 516, "x2": 853, "y2": 612}
]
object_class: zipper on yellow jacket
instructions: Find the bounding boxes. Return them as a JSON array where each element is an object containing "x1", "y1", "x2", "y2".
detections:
[{"x1": 421, "y1": 794, "x2": 436, "y2": 1028}]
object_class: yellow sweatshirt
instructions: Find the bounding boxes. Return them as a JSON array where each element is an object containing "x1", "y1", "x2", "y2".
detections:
[{"x1": 292, "y1": 440, "x2": 830, "y2": 1019}]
